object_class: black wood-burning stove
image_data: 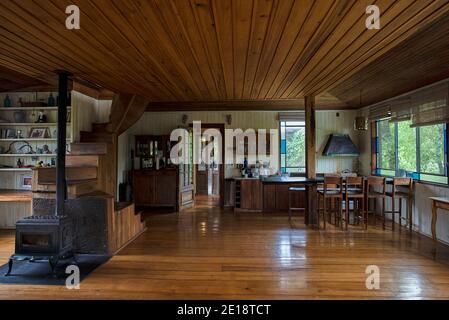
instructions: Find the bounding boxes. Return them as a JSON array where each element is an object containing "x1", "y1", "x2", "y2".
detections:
[
  {"x1": 5, "y1": 215, "x2": 73, "y2": 275},
  {"x1": 5, "y1": 72, "x2": 74, "y2": 276}
]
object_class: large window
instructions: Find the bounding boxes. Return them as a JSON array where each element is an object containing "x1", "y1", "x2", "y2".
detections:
[
  {"x1": 280, "y1": 121, "x2": 305, "y2": 173},
  {"x1": 376, "y1": 119, "x2": 448, "y2": 184}
]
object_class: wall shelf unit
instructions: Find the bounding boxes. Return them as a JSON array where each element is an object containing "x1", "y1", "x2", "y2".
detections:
[{"x1": 0, "y1": 91, "x2": 74, "y2": 207}]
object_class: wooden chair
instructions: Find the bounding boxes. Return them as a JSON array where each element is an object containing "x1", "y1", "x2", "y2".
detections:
[
  {"x1": 385, "y1": 177, "x2": 413, "y2": 231},
  {"x1": 365, "y1": 176, "x2": 386, "y2": 229},
  {"x1": 344, "y1": 176, "x2": 365, "y2": 230},
  {"x1": 318, "y1": 175, "x2": 343, "y2": 229},
  {"x1": 288, "y1": 185, "x2": 305, "y2": 221}
]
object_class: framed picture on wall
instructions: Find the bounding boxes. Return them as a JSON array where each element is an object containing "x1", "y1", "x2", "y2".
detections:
[{"x1": 20, "y1": 175, "x2": 32, "y2": 190}]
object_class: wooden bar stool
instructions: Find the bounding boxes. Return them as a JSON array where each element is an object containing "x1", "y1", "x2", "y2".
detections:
[
  {"x1": 344, "y1": 176, "x2": 365, "y2": 230},
  {"x1": 318, "y1": 175, "x2": 343, "y2": 229},
  {"x1": 288, "y1": 185, "x2": 305, "y2": 221},
  {"x1": 365, "y1": 176, "x2": 386, "y2": 229},
  {"x1": 385, "y1": 177, "x2": 413, "y2": 231}
]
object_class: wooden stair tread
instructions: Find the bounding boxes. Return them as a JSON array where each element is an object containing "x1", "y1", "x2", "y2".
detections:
[
  {"x1": 0, "y1": 189, "x2": 32, "y2": 202},
  {"x1": 70, "y1": 142, "x2": 107, "y2": 155},
  {"x1": 78, "y1": 190, "x2": 114, "y2": 199},
  {"x1": 38, "y1": 178, "x2": 97, "y2": 186},
  {"x1": 115, "y1": 202, "x2": 133, "y2": 212}
]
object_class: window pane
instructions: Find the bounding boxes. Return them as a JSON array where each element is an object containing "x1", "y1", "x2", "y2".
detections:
[
  {"x1": 420, "y1": 174, "x2": 447, "y2": 184},
  {"x1": 377, "y1": 120, "x2": 396, "y2": 170},
  {"x1": 419, "y1": 124, "x2": 446, "y2": 175},
  {"x1": 280, "y1": 121, "x2": 305, "y2": 173},
  {"x1": 379, "y1": 169, "x2": 395, "y2": 177},
  {"x1": 397, "y1": 120, "x2": 416, "y2": 172},
  {"x1": 285, "y1": 126, "x2": 305, "y2": 168}
]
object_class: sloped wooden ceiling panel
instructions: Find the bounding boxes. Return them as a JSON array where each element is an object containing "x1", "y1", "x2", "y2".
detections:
[
  {"x1": 330, "y1": 11, "x2": 449, "y2": 107},
  {"x1": 0, "y1": 65, "x2": 50, "y2": 91},
  {"x1": 0, "y1": 0, "x2": 449, "y2": 109}
]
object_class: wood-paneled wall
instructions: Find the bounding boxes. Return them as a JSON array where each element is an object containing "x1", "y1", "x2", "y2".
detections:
[{"x1": 0, "y1": 202, "x2": 31, "y2": 228}]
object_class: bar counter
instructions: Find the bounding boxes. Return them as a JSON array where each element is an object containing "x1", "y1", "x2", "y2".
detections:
[{"x1": 230, "y1": 175, "x2": 320, "y2": 228}]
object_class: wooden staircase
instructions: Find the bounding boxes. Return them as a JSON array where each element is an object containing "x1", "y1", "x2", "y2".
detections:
[{"x1": 31, "y1": 121, "x2": 146, "y2": 255}]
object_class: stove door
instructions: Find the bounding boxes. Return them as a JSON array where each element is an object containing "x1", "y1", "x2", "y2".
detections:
[{"x1": 16, "y1": 228, "x2": 58, "y2": 255}]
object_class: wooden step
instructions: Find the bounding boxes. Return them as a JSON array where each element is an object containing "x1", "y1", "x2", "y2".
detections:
[
  {"x1": 70, "y1": 142, "x2": 107, "y2": 155},
  {"x1": 32, "y1": 166, "x2": 98, "y2": 185},
  {"x1": 66, "y1": 155, "x2": 99, "y2": 167},
  {"x1": 92, "y1": 122, "x2": 113, "y2": 133},
  {"x1": 32, "y1": 179, "x2": 99, "y2": 199},
  {"x1": 80, "y1": 131, "x2": 115, "y2": 144}
]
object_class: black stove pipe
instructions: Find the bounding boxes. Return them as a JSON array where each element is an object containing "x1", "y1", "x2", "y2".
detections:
[{"x1": 56, "y1": 72, "x2": 69, "y2": 216}]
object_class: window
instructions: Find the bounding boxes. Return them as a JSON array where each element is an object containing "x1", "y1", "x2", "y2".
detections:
[
  {"x1": 280, "y1": 121, "x2": 306, "y2": 173},
  {"x1": 375, "y1": 119, "x2": 448, "y2": 184},
  {"x1": 377, "y1": 120, "x2": 395, "y2": 176}
]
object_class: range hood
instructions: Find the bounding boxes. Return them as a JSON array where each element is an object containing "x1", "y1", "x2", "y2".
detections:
[{"x1": 322, "y1": 134, "x2": 360, "y2": 157}]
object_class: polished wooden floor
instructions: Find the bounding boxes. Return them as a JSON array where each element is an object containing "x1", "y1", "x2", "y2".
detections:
[{"x1": 1, "y1": 205, "x2": 449, "y2": 299}]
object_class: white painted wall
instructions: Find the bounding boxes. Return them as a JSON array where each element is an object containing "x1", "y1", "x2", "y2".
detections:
[{"x1": 71, "y1": 92, "x2": 112, "y2": 141}]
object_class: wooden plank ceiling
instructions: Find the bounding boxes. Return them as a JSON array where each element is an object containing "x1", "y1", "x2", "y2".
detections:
[{"x1": 0, "y1": 0, "x2": 449, "y2": 110}]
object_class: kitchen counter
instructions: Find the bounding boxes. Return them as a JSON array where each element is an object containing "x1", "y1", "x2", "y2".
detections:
[
  {"x1": 261, "y1": 176, "x2": 323, "y2": 184},
  {"x1": 226, "y1": 176, "x2": 324, "y2": 184},
  {"x1": 230, "y1": 175, "x2": 320, "y2": 228}
]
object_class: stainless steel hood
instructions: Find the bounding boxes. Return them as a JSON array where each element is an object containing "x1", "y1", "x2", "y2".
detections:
[{"x1": 322, "y1": 134, "x2": 360, "y2": 157}]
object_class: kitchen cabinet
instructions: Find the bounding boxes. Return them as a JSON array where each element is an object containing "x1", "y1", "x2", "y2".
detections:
[
  {"x1": 224, "y1": 179, "x2": 235, "y2": 207},
  {"x1": 235, "y1": 179, "x2": 263, "y2": 212},
  {"x1": 263, "y1": 183, "x2": 306, "y2": 211},
  {"x1": 133, "y1": 169, "x2": 178, "y2": 209}
]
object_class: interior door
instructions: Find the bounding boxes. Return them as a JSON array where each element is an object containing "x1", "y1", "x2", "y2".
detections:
[{"x1": 196, "y1": 163, "x2": 209, "y2": 195}]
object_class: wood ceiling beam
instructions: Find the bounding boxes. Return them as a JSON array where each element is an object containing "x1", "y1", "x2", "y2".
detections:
[{"x1": 145, "y1": 98, "x2": 352, "y2": 111}]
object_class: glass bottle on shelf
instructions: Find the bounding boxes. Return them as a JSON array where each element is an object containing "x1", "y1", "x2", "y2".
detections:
[
  {"x1": 3, "y1": 95, "x2": 11, "y2": 107},
  {"x1": 48, "y1": 93, "x2": 55, "y2": 106}
]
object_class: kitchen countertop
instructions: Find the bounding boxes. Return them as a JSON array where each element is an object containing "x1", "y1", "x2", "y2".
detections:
[
  {"x1": 261, "y1": 176, "x2": 323, "y2": 184},
  {"x1": 226, "y1": 176, "x2": 324, "y2": 184}
]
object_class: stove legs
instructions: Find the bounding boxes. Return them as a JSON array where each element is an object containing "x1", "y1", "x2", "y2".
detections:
[
  {"x1": 49, "y1": 257, "x2": 59, "y2": 275},
  {"x1": 4, "y1": 258, "x2": 13, "y2": 276}
]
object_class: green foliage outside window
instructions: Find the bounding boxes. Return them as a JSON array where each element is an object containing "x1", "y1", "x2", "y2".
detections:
[{"x1": 376, "y1": 119, "x2": 447, "y2": 184}]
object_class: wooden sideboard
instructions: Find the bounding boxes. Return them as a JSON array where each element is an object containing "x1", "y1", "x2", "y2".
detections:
[
  {"x1": 133, "y1": 169, "x2": 178, "y2": 210},
  {"x1": 430, "y1": 197, "x2": 449, "y2": 241}
]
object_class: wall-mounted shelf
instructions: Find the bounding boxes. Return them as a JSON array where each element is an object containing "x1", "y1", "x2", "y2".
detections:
[
  {"x1": 0, "y1": 189, "x2": 32, "y2": 202},
  {"x1": 0, "y1": 168, "x2": 32, "y2": 172},
  {"x1": 0, "y1": 106, "x2": 71, "y2": 111},
  {"x1": 0, "y1": 154, "x2": 57, "y2": 157},
  {"x1": 0, "y1": 138, "x2": 71, "y2": 141},
  {"x1": 0, "y1": 123, "x2": 71, "y2": 126}
]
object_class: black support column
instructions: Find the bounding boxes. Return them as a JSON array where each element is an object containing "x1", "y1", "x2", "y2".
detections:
[{"x1": 56, "y1": 71, "x2": 69, "y2": 216}]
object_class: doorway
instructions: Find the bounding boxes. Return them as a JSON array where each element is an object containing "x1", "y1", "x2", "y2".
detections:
[{"x1": 192, "y1": 123, "x2": 225, "y2": 207}]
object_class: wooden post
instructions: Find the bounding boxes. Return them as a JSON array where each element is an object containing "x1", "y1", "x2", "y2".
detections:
[
  {"x1": 56, "y1": 71, "x2": 69, "y2": 216},
  {"x1": 305, "y1": 96, "x2": 316, "y2": 179},
  {"x1": 305, "y1": 96, "x2": 318, "y2": 228}
]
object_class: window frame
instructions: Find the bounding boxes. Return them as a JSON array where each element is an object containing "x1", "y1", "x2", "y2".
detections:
[
  {"x1": 279, "y1": 120, "x2": 306, "y2": 174},
  {"x1": 374, "y1": 119, "x2": 449, "y2": 185}
]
